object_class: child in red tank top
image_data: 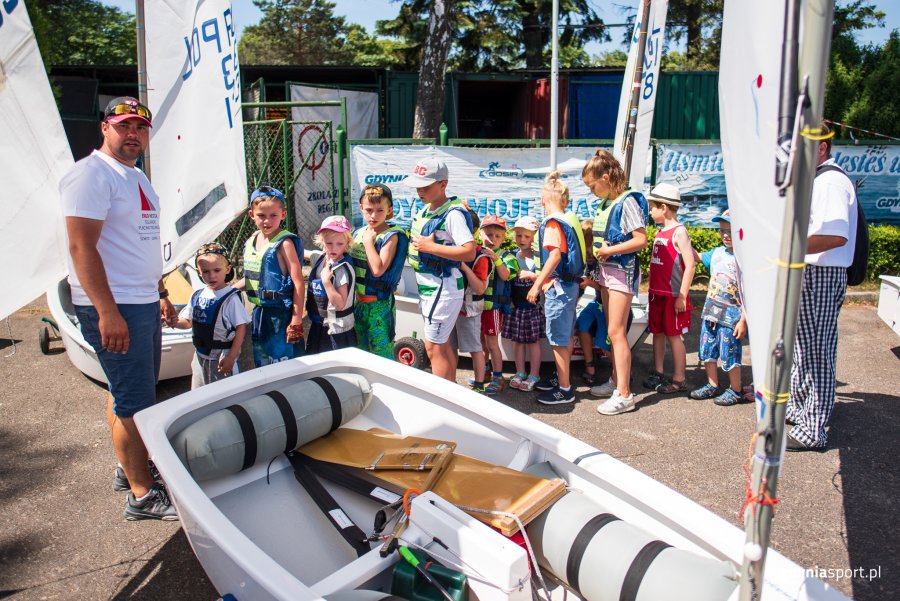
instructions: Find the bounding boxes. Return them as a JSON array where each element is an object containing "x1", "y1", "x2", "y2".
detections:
[{"x1": 644, "y1": 184, "x2": 696, "y2": 394}]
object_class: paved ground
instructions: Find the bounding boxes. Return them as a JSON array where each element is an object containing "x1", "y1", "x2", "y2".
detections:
[{"x1": 0, "y1": 295, "x2": 896, "y2": 600}]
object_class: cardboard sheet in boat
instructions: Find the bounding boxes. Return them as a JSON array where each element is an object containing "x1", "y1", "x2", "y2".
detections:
[{"x1": 298, "y1": 428, "x2": 567, "y2": 536}]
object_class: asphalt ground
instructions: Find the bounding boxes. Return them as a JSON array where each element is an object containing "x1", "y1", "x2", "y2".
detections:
[{"x1": 0, "y1": 294, "x2": 897, "y2": 601}]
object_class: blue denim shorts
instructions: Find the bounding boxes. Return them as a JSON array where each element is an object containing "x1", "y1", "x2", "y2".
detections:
[
  {"x1": 74, "y1": 303, "x2": 162, "y2": 418},
  {"x1": 543, "y1": 281, "x2": 578, "y2": 347}
]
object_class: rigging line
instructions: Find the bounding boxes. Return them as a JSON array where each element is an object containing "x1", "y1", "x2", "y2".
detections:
[
  {"x1": 824, "y1": 119, "x2": 900, "y2": 142},
  {"x1": 3, "y1": 318, "x2": 15, "y2": 357}
]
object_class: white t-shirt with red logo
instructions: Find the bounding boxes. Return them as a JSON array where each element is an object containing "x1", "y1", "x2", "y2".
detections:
[{"x1": 60, "y1": 150, "x2": 163, "y2": 305}]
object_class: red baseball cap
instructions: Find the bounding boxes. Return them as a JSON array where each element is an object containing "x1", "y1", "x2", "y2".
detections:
[
  {"x1": 481, "y1": 215, "x2": 507, "y2": 229},
  {"x1": 103, "y1": 96, "x2": 152, "y2": 127}
]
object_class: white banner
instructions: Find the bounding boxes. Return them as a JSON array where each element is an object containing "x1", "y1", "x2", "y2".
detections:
[
  {"x1": 145, "y1": 0, "x2": 248, "y2": 271},
  {"x1": 0, "y1": 2, "x2": 73, "y2": 319},
  {"x1": 349, "y1": 146, "x2": 614, "y2": 227},
  {"x1": 614, "y1": 0, "x2": 668, "y2": 191},
  {"x1": 290, "y1": 84, "x2": 379, "y2": 140},
  {"x1": 291, "y1": 121, "x2": 338, "y2": 247}
]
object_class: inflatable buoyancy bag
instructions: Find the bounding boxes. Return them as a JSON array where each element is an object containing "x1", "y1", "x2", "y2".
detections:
[{"x1": 171, "y1": 373, "x2": 372, "y2": 481}]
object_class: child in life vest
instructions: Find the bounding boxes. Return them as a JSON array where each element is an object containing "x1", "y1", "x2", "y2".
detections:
[
  {"x1": 243, "y1": 186, "x2": 305, "y2": 366},
  {"x1": 175, "y1": 243, "x2": 250, "y2": 389},
  {"x1": 479, "y1": 215, "x2": 518, "y2": 393},
  {"x1": 455, "y1": 212, "x2": 493, "y2": 394},
  {"x1": 306, "y1": 215, "x2": 357, "y2": 354},
  {"x1": 574, "y1": 219, "x2": 609, "y2": 386},
  {"x1": 528, "y1": 171, "x2": 586, "y2": 405},
  {"x1": 350, "y1": 184, "x2": 409, "y2": 359},
  {"x1": 582, "y1": 150, "x2": 649, "y2": 415},
  {"x1": 644, "y1": 183, "x2": 696, "y2": 395},
  {"x1": 503, "y1": 216, "x2": 544, "y2": 391}
]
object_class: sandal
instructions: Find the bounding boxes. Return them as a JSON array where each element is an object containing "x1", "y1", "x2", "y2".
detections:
[
  {"x1": 583, "y1": 365, "x2": 597, "y2": 386},
  {"x1": 656, "y1": 380, "x2": 688, "y2": 395}
]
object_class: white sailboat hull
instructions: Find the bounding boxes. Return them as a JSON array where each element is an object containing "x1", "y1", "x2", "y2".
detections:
[
  {"x1": 134, "y1": 349, "x2": 848, "y2": 601},
  {"x1": 47, "y1": 279, "x2": 196, "y2": 383}
]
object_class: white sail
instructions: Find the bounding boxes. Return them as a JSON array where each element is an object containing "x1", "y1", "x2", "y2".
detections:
[
  {"x1": 613, "y1": 0, "x2": 668, "y2": 192},
  {"x1": 144, "y1": 0, "x2": 248, "y2": 271},
  {"x1": 0, "y1": 2, "x2": 73, "y2": 320},
  {"x1": 718, "y1": 0, "x2": 787, "y2": 405}
]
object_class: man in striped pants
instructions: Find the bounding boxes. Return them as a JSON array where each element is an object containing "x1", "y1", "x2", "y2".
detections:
[{"x1": 787, "y1": 123, "x2": 857, "y2": 452}]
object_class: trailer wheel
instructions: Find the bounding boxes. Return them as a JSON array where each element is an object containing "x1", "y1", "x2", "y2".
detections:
[
  {"x1": 39, "y1": 326, "x2": 51, "y2": 355},
  {"x1": 394, "y1": 337, "x2": 428, "y2": 369}
]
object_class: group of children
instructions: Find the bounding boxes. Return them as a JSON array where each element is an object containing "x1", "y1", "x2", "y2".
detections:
[{"x1": 176, "y1": 151, "x2": 748, "y2": 416}]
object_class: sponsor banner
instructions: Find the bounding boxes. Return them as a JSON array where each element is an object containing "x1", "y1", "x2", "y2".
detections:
[
  {"x1": 145, "y1": 0, "x2": 248, "y2": 271},
  {"x1": 291, "y1": 122, "x2": 339, "y2": 247},
  {"x1": 349, "y1": 145, "x2": 614, "y2": 228},
  {"x1": 655, "y1": 143, "x2": 900, "y2": 226}
]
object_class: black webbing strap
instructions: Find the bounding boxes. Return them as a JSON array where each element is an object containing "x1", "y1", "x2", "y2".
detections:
[
  {"x1": 297, "y1": 453, "x2": 405, "y2": 503},
  {"x1": 286, "y1": 453, "x2": 371, "y2": 557},
  {"x1": 225, "y1": 405, "x2": 257, "y2": 471},
  {"x1": 566, "y1": 513, "x2": 620, "y2": 595},
  {"x1": 619, "y1": 540, "x2": 672, "y2": 601},
  {"x1": 266, "y1": 391, "x2": 298, "y2": 452},
  {"x1": 309, "y1": 376, "x2": 342, "y2": 432}
]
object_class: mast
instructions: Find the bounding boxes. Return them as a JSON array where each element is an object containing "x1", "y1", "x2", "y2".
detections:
[
  {"x1": 549, "y1": 0, "x2": 559, "y2": 171},
  {"x1": 620, "y1": 0, "x2": 651, "y2": 182},
  {"x1": 135, "y1": 0, "x2": 151, "y2": 178},
  {"x1": 738, "y1": 0, "x2": 834, "y2": 598}
]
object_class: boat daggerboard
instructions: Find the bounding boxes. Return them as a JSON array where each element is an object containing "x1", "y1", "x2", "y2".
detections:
[
  {"x1": 613, "y1": 0, "x2": 668, "y2": 192},
  {"x1": 0, "y1": 2, "x2": 73, "y2": 320},
  {"x1": 718, "y1": 0, "x2": 786, "y2": 419},
  {"x1": 144, "y1": 0, "x2": 248, "y2": 272}
]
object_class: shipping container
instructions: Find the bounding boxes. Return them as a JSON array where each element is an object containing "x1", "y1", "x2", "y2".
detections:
[
  {"x1": 652, "y1": 71, "x2": 720, "y2": 140},
  {"x1": 566, "y1": 72, "x2": 622, "y2": 140}
]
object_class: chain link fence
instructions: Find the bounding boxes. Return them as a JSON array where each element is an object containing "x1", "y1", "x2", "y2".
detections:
[{"x1": 215, "y1": 116, "x2": 336, "y2": 275}]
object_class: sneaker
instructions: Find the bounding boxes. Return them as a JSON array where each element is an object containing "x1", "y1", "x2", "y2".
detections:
[
  {"x1": 519, "y1": 375, "x2": 540, "y2": 391},
  {"x1": 113, "y1": 462, "x2": 162, "y2": 492},
  {"x1": 471, "y1": 383, "x2": 488, "y2": 394},
  {"x1": 590, "y1": 378, "x2": 616, "y2": 398},
  {"x1": 535, "y1": 373, "x2": 558, "y2": 391},
  {"x1": 509, "y1": 373, "x2": 526, "y2": 390},
  {"x1": 597, "y1": 391, "x2": 636, "y2": 415},
  {"x1": 689, "y1": 383, "x2": 719, "y2": 400},
  {"x1": 642, "y1": 371, "x2": 668, "y2": 389},
  {"x1": 713, "y1": 388, "x2": 743, "y2": 406},
  {"x1": 537, "y1": 386, "x2": 575, "y2": 405},
  {"x1": 124, "y1": 483, "x2": 178, "y2": 521}
]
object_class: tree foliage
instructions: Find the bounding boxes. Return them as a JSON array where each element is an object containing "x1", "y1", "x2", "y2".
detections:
[
  {"x1": 239, "y1": 0, "x2": 394, "y2": 66},
  {"x1": 27, "y1": 0, "x2": 136, "y2": 67}
]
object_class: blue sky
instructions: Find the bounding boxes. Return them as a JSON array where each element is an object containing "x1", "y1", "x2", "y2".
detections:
[{"x1": 101, "y1": 0, "x2": 899, "y2": 57}]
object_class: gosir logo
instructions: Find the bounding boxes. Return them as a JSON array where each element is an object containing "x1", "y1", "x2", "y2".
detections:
[{"x1": 479, "y1": 161, "x2": 524, "y2": 178}]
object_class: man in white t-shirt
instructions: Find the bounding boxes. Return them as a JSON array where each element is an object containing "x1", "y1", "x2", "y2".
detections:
[
  {"x1": 60, "y1": 97, "x2": 178, "y2": 520},
  {"x1": 404, "y1": 158, "x2": 476, "y2": 381},
  {"x1": 787, "y1": 122, "x2": 858, "y2": 452}
]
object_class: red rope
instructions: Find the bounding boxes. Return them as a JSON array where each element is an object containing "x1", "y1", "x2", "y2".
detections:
[{"x1": 740, "y1": 465, "x2": 779, "y2": 518}]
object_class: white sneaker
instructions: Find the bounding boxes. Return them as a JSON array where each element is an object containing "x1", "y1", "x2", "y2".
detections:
[
  {"x1": 597, "y1": 391, "x2": 636, "y2": 415},
  {"x1": 590, "y1": 378, "x2": 616, "y2": 398}
]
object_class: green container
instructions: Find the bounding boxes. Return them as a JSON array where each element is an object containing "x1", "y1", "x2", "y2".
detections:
[{"x1": 391, "y1": 550, "x2": 468, "y2": 601}]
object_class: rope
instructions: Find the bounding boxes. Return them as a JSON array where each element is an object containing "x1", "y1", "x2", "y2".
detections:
[
  {"x1": 740, "y1": 434, "x2": 780, "y2": 520},
  {"x1": 824, "y1": 119, "x2": 900, "y2": 142},
  {"x1": 755, "y1": 386, "x2": 789, "y2": 404}
]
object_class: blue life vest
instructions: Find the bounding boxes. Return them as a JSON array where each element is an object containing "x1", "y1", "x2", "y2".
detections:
[
  {"x1": 350, "y1": 226, "x2": 409, "y2": 300},
  {"x1": 408, "y1": 197, "x2": 474, "y2": 277},
  {"x1": 592, "y1": 190, "x2": 649, "y2": 268},
  {"x1": 190, "y1": 288, "x2": 242, "y2": 356},
  {"x1": 484, "y1": 250, "x2": 515, "y2": 312},
  {"x1": 306, "y1": 254, "x2": 356, "y2": 325},
  {"x1": 243, "y1": 231, "x2": 304, "y2": 308},
  {"x1": 461, "y1": 247, "x2": 493, "y2": 317},
  {"x1": 539, "y1": 212, "x2": 586, "y2": 283}
]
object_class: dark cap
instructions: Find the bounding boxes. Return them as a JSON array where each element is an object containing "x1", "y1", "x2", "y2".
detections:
[
  {"x1": 360, "y1": 184, "x2": 394, "y2": 203},
  {"x1": 103, "y1": 96, "x2": 152, "y2": 127}
]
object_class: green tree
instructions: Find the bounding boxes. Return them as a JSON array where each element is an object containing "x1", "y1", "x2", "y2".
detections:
[
  {"x1": 27, "y1": 0, "x2": 136, "y2": 67},
  {"x1": 239, "y1": 0, "x2": 389, "y2": 66},
  {"x1": 660, "y1": 0, "x2": 722, "y2": 70},
  {"x1": 843, "y1": 31, "x2": 900, "y2": 137}
]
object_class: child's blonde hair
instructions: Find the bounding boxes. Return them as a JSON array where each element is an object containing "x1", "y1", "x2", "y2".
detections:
[
  {"x1": 542, "y1": 170, "x2": 570, "y2": 209},
  {"x1": 581, "y1": 149, "x2": 627, "y2": 198},
  {"x1": 313, "y1": 229, "x2": 352, "y2": 251}
]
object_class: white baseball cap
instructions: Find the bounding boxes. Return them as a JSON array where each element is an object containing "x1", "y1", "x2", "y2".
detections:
[{"x1": 402, "y1": 157, "x2": 449, "y2": 188}]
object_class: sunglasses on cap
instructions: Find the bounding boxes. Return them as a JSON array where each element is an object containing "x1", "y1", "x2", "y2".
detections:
[
  {"x1": 250, "y1": 185, "x2": 286, "y2": 205},
  {"x1": 105, "y1": 101, "x2": 152, "y2": 122}
]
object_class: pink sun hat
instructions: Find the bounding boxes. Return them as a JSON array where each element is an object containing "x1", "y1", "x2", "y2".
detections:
[{"x1": 318, "y1": 215, "x2": 351, "y2": 234}]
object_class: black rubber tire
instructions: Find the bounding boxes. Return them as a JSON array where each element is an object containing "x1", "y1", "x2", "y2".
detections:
[
  {"x1": 393, "y1": 336, "x2": 428, "y2": 369},
  {"x1": 39, "y1": 326, "x2": 51, "y2": 355}
]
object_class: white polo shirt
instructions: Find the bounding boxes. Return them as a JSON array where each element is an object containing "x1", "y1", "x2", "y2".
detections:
[{"x1": 806, "y1": 159, "x2": 857, "y2": 268}]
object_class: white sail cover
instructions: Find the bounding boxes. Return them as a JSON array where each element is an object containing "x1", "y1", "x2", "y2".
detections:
[
  {"x1": 145, "y1": 0, "x2": 248, "y2": 271},
  {"x1": 719, "y1": 0, "x2": 786, "y2": 400},
  {"x1": 613, "y1": 0, "x2": 668, "y2": 192},
  {"x1": 0, "y1": 3, "x2": 73, "y2": 320}
]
